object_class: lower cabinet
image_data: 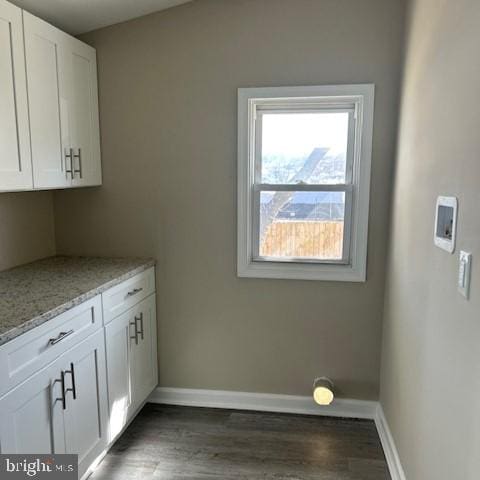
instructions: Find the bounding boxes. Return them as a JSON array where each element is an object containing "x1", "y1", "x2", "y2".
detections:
[
  {"x1": 105, "y1": 294, "x2": 158, "y2": 442},
  {"x1": 0, "y1": 356, "x2": 65, "y2": 454},
  {"x1": 62, "y1": 330, "x2": 108, "y2": 477},
  {"x1": 0, "y1": 329, "x2": 108, "y2": 478},
  {"x1": 0, "y1": 267, "x2": 158, "y2": 479}
]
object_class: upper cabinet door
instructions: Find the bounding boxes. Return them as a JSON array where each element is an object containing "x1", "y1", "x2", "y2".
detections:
[
  {"x1": 66, "y1": 37, "x2": 102, "y2": 187},
  {"x1": 23, "y1": 11, "x2": 70, "y2": 189},
  {"x1": 0, "y1": 0, "x2": 32, "y2": 191},
  {"x1": 23, "y1": 11, "x2": 102, "y2": 190}
]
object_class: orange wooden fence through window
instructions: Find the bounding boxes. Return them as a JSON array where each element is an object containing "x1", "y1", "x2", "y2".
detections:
[{"x1": 260, "y1": 221, "x2": 344, "y2": 259}]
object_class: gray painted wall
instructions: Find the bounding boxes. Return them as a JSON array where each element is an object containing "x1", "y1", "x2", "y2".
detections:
[
  {"x1": 0, "y1": 192, "x2": 55, "y2": 271},
  {"x1": 380, "y1": 0, "x2": 480, "y2": 478},
  {"x1": 53, "y1": 0, "x2": 406, "y2": 399}
]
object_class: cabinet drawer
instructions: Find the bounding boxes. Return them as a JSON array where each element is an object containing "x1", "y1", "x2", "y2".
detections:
[
  {"x1": 0, "y1": 295, "x2": 102, "y2": 397},
  {"x1": 102, "y1": 267, "x2": 155, "y2": 324}
]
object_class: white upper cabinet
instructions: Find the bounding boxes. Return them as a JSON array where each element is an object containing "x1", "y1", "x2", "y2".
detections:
[
  {"x1": 0, "y1": 0, "x2": 32, "y2": 191},
  {"x1": 0, "y1": 1, "x2": 102, "y2": 192},
  {"x1": 65, "y1": 36, "x2": 102, "y2": 187},
  {"x1": 23, "y1": 11, "x2": 102, "y2": 190},
  {"x1": 23, "y1": 11, "x2": 69, "y2": 189}
]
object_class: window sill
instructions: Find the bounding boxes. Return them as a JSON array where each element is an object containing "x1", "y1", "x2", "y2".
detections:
[{"x1": 237, "y1": 259, "x2": 366, "y2": 282}]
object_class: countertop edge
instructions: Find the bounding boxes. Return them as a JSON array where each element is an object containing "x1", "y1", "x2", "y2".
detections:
[{"x1": 0, "y1": 259, "x2": 156, "y2": 347}]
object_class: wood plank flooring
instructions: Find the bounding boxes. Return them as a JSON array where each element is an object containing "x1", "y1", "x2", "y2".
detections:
[{"x1": 90, "y1": 404, "x2": 391, "y2": 480}]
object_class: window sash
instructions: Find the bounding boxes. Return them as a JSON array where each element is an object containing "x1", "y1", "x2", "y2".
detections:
[
  {"x1": 254, "y1": 107, "x2": 356, "y2": 182},
  {"x1": 252, "y1": 187, "x2": 353, "y2": 265},
  {"x1": 251, "y1": 104, "x2": 357, "y2": 265}
]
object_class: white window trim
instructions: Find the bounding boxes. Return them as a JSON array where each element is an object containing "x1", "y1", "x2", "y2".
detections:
[{"x1": 237, "y1": 84, "x2": 375, "y2": 282}]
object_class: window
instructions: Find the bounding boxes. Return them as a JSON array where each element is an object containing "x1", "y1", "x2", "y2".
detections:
[{"x1": 237, "y1": 84, "x2": 374, "y2": 281}]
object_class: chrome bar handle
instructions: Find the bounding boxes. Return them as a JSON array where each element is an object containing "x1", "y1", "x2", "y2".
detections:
[
  {"x1": 48, "y1": 329, "x2": 74, "y2": 346},
  {"x1": 73, "y1": 148, "x2": 82, "y2": 178},
  {"x1": 126, "y1": 287, "x2": 143, "y2": 299},
  {"x1": 130, "y1": 320, "x2": 139, "y2": 345},
  {"x1": 65, "y1": 148, "x2": 74, "y2": 179},
  {"x1": 135, "y1": 312, "x2": 144, "y2": 341},
  {"x1": 65, "y1": 362, "x2": 77, "y2": 400}
]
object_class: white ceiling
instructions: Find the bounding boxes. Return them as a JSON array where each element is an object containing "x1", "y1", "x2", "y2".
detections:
[{"x1": 9, "y1": 0, "x2": 193, "y2": 35}]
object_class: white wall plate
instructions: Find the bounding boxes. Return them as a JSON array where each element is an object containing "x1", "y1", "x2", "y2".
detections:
[{"x1": 434, "y1": 196, "x2": 457, "y2": 253}]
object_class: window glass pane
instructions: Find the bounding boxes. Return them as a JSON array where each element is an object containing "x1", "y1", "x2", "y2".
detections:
[
  {"x1": 259, "y1": 191, "x2": 345, "y2": 260},
  {"x1": 261, "y1": 112, "x2": 349, "y2": 184}
]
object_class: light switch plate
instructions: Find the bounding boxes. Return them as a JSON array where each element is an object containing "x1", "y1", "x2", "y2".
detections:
[{"x1": 458, "y1": 251, "x2": 472, "y2": 299}]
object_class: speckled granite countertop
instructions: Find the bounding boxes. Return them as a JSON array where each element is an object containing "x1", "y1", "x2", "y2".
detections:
[{"x1": 0, "y1": 256, "x2": 155, "y2": 346}]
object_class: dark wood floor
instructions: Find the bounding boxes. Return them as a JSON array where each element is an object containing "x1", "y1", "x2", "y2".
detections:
[{"x1": 90, "y1": 404, "x2": 391, "y2": 480}]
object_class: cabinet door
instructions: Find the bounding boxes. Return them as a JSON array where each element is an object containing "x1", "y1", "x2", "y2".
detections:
[
  {"x1": 23, "y1": 11, "x2": 70, "y2": 189},
  {"x1": 104, "y1": 294, "x2": 158, "y2": 442},
  {"x1": 104, "y1": 309, "x2": 133, "y2": 442},
  {"x1": 0, "y1": 360, "x2": 65, "y2": 454},
  {"x1": 65, "y1": 37, "x2": 102, "y2": 187},
  {"x1": 62, "y1": 329, "x2": 108, "y2": 479},
  {"x1": 130, "y1": 294, "x2": 158, "y2": 410},
  {"x1": 0, "y1": 0, "x2": 32, "y2": 190}
]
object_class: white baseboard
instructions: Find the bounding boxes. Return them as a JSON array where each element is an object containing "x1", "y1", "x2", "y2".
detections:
[
  {"x1": 374, "y1": 404, "x2": 407, "y2": 480},
  {"x1": 149, "y1": 387, "x2": 377, "y2": 419}
]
